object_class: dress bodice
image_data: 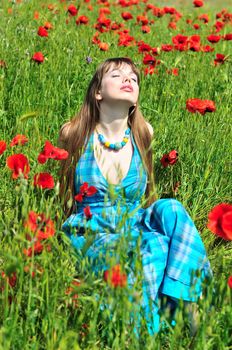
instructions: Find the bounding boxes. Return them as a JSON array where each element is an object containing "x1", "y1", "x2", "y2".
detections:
[{"x1": 74, "y1": 130, "x2": 148, "y2": 212}]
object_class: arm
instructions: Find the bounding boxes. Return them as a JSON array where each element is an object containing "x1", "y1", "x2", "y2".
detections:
[{"x1": 145, "y1": 121, "x2": 154, "y2": 137}]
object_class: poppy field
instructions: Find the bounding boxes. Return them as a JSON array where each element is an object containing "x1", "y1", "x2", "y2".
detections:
[{"x1": 0, "y1": 0, "x2": 232, "y2": 349}]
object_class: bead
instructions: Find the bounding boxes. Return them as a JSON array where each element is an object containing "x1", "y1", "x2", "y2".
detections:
[{"x1": 96, "y1": 127, "x2": 131, "y2": 151}]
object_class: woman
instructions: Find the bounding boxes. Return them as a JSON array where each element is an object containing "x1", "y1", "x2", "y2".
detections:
[{"x1": 59, "y1": 57, "x2": 213, "y2": 335}]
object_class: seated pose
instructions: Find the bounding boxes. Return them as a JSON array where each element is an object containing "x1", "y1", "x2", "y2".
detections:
[{"x1": 59, "y1": 57, "x2": 213, "y2": 335}]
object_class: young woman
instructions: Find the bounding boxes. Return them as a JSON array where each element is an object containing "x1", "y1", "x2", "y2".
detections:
[{"x1": 59, "y1": 57, "x2": 213, "y2": 335}]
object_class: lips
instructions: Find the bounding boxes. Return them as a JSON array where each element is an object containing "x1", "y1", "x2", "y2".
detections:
[{"x1": 120, "y1": 85, "x2": 134, "y2": 92}]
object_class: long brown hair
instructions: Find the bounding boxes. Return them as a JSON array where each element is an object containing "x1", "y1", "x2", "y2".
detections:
[{"x1": 59, "y1": 57, "x2": 156, "y2": 216}]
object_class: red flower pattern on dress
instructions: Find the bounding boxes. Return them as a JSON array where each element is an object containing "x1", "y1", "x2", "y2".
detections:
[
  {"x1": 0, "y1": 140, "x2": 7, "y2": 155},
  {"x1": 103, "y1": 265, "x2": 127, "y2": 288},
  {"x1": 6, "y1": 154, "x2": 30, "y2": 179},
  {"x1": 38, "y1": 141, "x2": 69, "y2": 164},
  {"x1": 186, "y1": 98, "x2": 216, "y2": 115},
  {"x1": 207, "y1": 203, "x2": 232, "y2": 241},
  {"x1": 34, "y1": 172, "x2": 55, "y2": 189},
  {"x1": 10, "y1": 134, "x2": 28, "y2": 147}
]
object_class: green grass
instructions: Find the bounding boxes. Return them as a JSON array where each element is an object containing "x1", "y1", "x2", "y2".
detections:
[{"x1": 0, "y1": 0, "x2": 232, "y2": 349}]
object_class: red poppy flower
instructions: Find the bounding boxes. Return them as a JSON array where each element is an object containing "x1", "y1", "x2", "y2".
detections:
[
  {"x1": 193, "y1": 23, "x2": 200, "y2": 30},
  {"x1": 160, "y1": 150, "x2": 178, "y2": 167},
  {"x1": 121, "y1": 12, "x2": 133, "y2": 20},
  {"x1": 193, "y1": 0, "x2": 204, "y2": 7},
  {"x1": 65, "y1": 280, "x2": 80, "y2": 308},
  {"x1": 198, "y1": 14, "x2": 209, "y2": 23},
  {"x1": 83, "y1": 206, "x2": 93, "y2": 220},
  {"x1": 75, "y1": 182, "x2": 97, "y2": 203},
  {"x1": 44, "y1": 21, "x2": 53, "y2": 30},
  {"x1": 37, "y1": 26, "x2": 48, "y2": 37},
  {"x1": 168, "y1": 22, "x2": 177, "y2": 30},
  {"x1": 161, "y1": 44, "x2": 174, "y2": 52},
  {"x1": 214, "y1": 53, "x2": 227, "y2": 66},
  {"x1": 38, "y1": 141, "x2": 69, "y2": 164},
  {"x1": 201, "y1": 45, "x2": 214, "y2": 52},
  {"x1": 207, "y1": 203, "x2": 232, "y2": 241},
  {"x1": 118, "y1": 32, "x2": 135, "y2": 47},
  {"x1": 98, "y1": 42, "x2": 109, "y2": 51},
  {"x1": 143, "y1": 54, "x2": 157, "y2": 66},
  {"x1": 137, "y1": 41, "x2": 151, "y2": 53},
  {"x1": 144, "y1": 65, "x2": 158, "y2": 76},
  {"x1": 24, "y1": 211, "x2": 55, "y2": 240},
  {"x1": 32, "y1": 52, "x2": 44, "y2": 64},
  {"x1": 141, "y1": 25, "x2": 150, "y2": 34},
  {"x1": 34, "y1": 172, "x2": 55, "y2": 189},
  {"x1": 1, "y1": 271, "x2": 17, "y2": 291},
  {"x1": 228, "y1": 276, "x2": 232, "y2": 289},
  {"x1": 214, "y1": 21, "x2": 224, "y2": 33},
  {"x1": 6, "y1": 153, "x2": 30, "y2": 179},
  {"x1": 23, "y1": 240, "x2": 44, "y2": 257},
  {"x1": 0, "y1": 60, "x2": 7, "y2": 69},
  {"x1": 207, "y1": 35, "x2": 221, "y2": 43},
  {"x1": 167, "y1": 68, "x2": 179, "y2": 76},
  {"x1": 103, "y1": 265, "x2": 127, "y2": 288},
  {"x1": 186, "y1": 98, "x2": 216, "y2": 115},
  {"x1": 10, "y1": 134, "x2": 28, "y2": 147},
  {"x1": 0, "y1": 140, "x2": 7, "y2": 155},
  {"x1": 68, "y1": 4, "x2": 78, "y2": 16},
  {"x1": 76, "y1": 15, "x2": 89, "y2": 25},
  {"x1": 137, "y1": 15, "x2": 149, "y2": 25},
  {"x1": 223, "y1": 33, "x2": 232, "y2": 41}
]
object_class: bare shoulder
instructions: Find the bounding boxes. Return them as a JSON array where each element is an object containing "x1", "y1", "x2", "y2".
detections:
[
  {"x1": 58, "y1": 121, "x2": 72, "y2": 148},
  {"x1": 60, "y1": 121, "x2": 72, "y2": 138},
  {"x1": 146, "y1": 121, "x2": 154, "y2": 137}
]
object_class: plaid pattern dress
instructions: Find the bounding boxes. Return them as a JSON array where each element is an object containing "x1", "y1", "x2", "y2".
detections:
[{"x1": 62, "y1": 130, "x2": 213, "y2": 334}]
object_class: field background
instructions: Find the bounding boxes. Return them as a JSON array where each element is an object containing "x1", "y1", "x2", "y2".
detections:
[{"x1": 0, "y1": 0, "x2": 232, "y2": 349}]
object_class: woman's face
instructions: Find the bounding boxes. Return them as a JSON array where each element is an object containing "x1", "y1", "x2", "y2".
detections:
[{"x1": 96, "y1": 63, "x2": 139, "y2": 108}]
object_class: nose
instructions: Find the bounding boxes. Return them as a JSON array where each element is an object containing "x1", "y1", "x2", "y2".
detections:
[{"x1": 123, "y1": 74, "x2": 131, "y2": 83}]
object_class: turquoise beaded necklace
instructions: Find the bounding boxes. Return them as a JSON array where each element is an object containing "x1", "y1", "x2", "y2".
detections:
[{"x1": 95, "y1": 127, "x2": 131, "y2": 151}]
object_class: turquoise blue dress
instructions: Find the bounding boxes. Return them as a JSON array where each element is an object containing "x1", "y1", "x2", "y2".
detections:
[{"x1": 62, "y1": 130, "x2": 213, "y2": 334}]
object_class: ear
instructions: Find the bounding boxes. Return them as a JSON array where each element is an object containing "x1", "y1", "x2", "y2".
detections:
[{"x1": 95, "y1": 91, "x2": 102, "y2": 101}]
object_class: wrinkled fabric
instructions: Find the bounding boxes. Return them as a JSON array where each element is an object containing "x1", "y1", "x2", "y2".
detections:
[{"x1": 62, "y1": 130, "x2": 213, "y2": 334}]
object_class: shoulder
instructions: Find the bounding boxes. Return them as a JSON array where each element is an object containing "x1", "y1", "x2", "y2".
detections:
[
  {"x1": 58, "y1": 121, "x2": 72, "y2": 148},
  {"x1": 60, "y1": 121, "x2": 72, "y2": 138},
  {"x1": 145, "y1": 121, "x2": 154, "y2": 137}
]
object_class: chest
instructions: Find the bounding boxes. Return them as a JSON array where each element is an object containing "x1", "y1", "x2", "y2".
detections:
[{"x1": 93, "y1": 132, "x2": 134, "y2": 185}]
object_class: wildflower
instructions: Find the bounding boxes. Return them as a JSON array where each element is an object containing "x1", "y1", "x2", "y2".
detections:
[
  {"x1": 0, "y1": 60, "x2": 7, "y2": 69},
  {"x1": 198, "y1": 14, "x2": 209, "y2": 23},
  {"x1": 167, "y1": 68, "x2": 179, "y2": 76},
  {"x1": 121, "y1": 12, "x2": 133, "y2": 20},
  {"x1": 141, "y1": 25, "x2": 150, "y2": 34},
  {"x1": 193, "y1": 23, "x2": 200, "y2": 30},
  {"x1": 160, "y1": 150, "x2": 178, "y2": 167},
  {"x1": 193, "y1": 0, "x2": 204, "y2": 7},
  {"x1": 201, "y1": 45, "x2": 214, "y2": 52},
  {"x1": 44, "y1": 21, "x2": 53, "y2": 30},
  {"x1": 6, "y1": 153, "x2": 30, "y2": 179},
  {"x1": 76, "y1": 15, "x2": 89, "y2": 25},
  {"x1": 68, "y1": 4, "x2": 78, "y2": 16},
  {"x1": 103, "y1": 265, "x2": 127, "y2": 288},
  {"x1": 98, "y1": 42, "x2": 109, "y2": 51},
  {"x1": 10, "y1": 134, "x2": 28, "y2": 147},
  {"x1": 207, "y1": 35, "x2": 221, "y2": 43},
  {"x1": 75, "y1": 182, "x2": 97, "y2": 203},
  {"x1": 37, "y1": 26, "x2": 48, "y2": 37},
  {"x1": 34, "y1": 172, "x2": 55, "y2": 189},
  {"x1": 207, "y1": 203, "x2": 232, "y2": 241},
  {"x1": 32, "y1": 52, "x2": 44, "y2": 64},
  {"x1": 161, "y1": 44, "x2": 174, "y2": 52},
  {"x1": 214, "y1": 53, "x2": 227, "y2": 66},
  {"x1": 186, "y1": 98, "x2": 216, "y2": 115},
  {"x1": 24, "y1": 211, "x2": 55, "y2": 240},
  {"x1": 65, "y1": 280, "x2": 81, "y2": 308},
  {"x1": 23, "y1": 240, "x2": 44, "y2": 257},
  {"x1": 86, "y1": 56, "x2": 92, "y2": 64},
  {"x1": 228, "y1": 276, "x2": 232, "y2": 289},
  {"x1": 38, "y1": 141, "x2": 68, "y2": 164},
  {"x1": 0, "y1": 140, "x2": 7, "y2": 155},
  {"x1": 223, "y1": 33, "x2": 232, "y2": 41}
]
